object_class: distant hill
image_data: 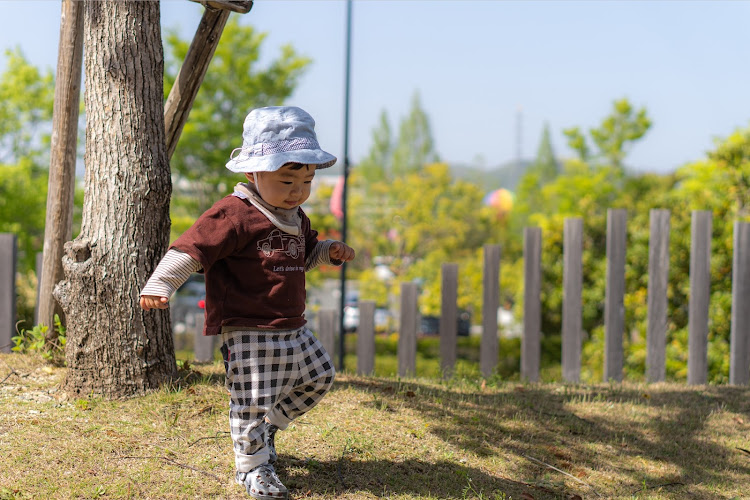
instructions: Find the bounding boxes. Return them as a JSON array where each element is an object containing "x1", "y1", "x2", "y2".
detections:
[
  {"x1": 449, "y1": 159, "x2": 532, "y2": 193},
  {"x1": 318, "y1": 159, "x2": 533, "y2": 194}
]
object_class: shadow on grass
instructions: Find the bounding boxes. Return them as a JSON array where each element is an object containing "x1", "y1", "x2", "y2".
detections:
[
  {"x1": 279, "y1": 456, "x2": 566, "y2": 500},
  {"x1": 333, "y1": 376, "x2": 750, "y2": 499}
]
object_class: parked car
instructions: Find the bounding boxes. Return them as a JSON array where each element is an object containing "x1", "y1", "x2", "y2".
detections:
[
  {"x1": 343, "y1": 305, "x2": 359, "y2": 332},
  {"x1": 419, "y1": 310, "x2": 471, "y2": 336},
  {"x1": 343, "y1": 304, "x2": 392, "y2": 333}
]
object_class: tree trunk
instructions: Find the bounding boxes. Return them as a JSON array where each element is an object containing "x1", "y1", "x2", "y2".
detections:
[{"x1": 54, "y1": 0, "x2": 176, "y2": 398}]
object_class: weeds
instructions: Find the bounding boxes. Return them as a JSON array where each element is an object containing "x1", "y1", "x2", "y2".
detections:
[{"x1": 11, "y1": 314, "x2": 66, "y2": 365}]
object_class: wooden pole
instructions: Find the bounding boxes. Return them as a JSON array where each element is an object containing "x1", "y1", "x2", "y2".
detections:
[
  {"x1": 604, "y1": 209, "x2": 627, "y2": 382},
  {"x1": 730, "y1": 221, "x2": 750, "y2": 385},
  {"x1": 193, "y1": 313, "x2": 215, "y2": 363},
  {"x1": 688, "y1": 211, "x2": 712, "y2": 385},
  {"x1": 522, "y1": 227, "x2": 542, "y2": 382},
  {"x1": 439, "y1": 263, "x2": 458, "y2": 377},
  {"x1": 318, "y1": 309, "x2": 337, "y2": 366},
  {"x1": 646, "y1": 209, "x2": 670, "y2": 382},
  {"x1": 398, "y1": 282, "x2": 418, "y2": 377},
  {"x1": 38, "y1": 0, "x2": 84, "y2": 335},
  {"x1": 562, "y1": 218, "x2": 583, "y2": 383},
  {"x1": 0, "y1": 234, "x2": 17, "y2": 353},
  {"x1": 164, "y1": 6, "x2": 234, "y2": 160},
  {"x1": 190, "y1": 1, "x2": 253, "y2": 13},
  {"x1": 481, "y1": 245, "x2": 501, "y2": 378},
  {"x1": 34, "y1": 252, "x2": 43, "y2": 326},
  {"x1": 357, "y1": 300, "x2": 376, "y2": 375}
]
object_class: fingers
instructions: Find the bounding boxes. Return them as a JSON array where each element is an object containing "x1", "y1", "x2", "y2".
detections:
[
  {"x1": 331, "y1": 243, "x2": 356, "y2": 262},
  {"x1": 340, "y1": 246, "x2": 355, "y2": 262},
  {"x1": 140, "y1": 296, "x2": 169, "y2": 311}
]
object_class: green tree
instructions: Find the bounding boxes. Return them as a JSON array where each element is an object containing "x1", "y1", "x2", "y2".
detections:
[
  {"x1": 563, "y1": 98, "x2": 651, "y2": 170},
  {"x1": 349, "y1": 95, "x2": 441, "y2": 266},
  {"x1": 391, "y1": 92, "x2": 439, "y2": 177},
  {"x1": 508, "y1": 98, "x2": 654, "y2": 381},
  {"x1": 0, "y1": 160, "x2": 47, "y2": 273},
  {"x1": 356, "y1": 110, "x2": 392, "y2": 184},
  {"x1": 0, "y1": 48, "x2": 55, "y2": 273},
  {"x1": 351, "y1": 163, "x2": 492, "y2": 317},
  {"x1": 528, "y1": 122, "x2": 559, "y2": 184},
  {"x1": 655, "y1": 125, "x2": 750, "y2": 382},
  {"x1": 164, "y1": 17, "x2": 312, "y2": 217},
  {"x1": 0, "y1": 48, "x2": 55, "y2": 165}
]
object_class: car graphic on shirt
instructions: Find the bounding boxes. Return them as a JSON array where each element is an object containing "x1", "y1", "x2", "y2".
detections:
[{"x1": 257, "y1": 229, "x2": 303, "y2": 258}]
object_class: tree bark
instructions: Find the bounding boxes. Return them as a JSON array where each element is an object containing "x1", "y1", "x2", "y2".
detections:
[{"x1": 54, "y1": 0, "x2": 176, "y2": 398}]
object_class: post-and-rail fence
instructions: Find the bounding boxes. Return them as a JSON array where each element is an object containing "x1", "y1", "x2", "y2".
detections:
[{"x1": 2, "y1": 209, "x2": 749, "y2": 385}]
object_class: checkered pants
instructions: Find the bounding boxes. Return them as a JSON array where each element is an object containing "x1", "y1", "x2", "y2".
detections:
[{"x1": 220, "y1": 326, "x2": 335, "y2": 472}]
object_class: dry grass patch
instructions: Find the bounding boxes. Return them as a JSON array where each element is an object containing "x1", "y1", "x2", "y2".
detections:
[{"x1": 1, "y1": 353, "x2": 749, "y2": 499}]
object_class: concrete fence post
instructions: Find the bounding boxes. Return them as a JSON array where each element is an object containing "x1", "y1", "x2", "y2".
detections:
[
  {"x1": 730, "y1": 221, "x2": 750, "y2": 385},
  {"x1": 398, "y1": 282, "x2": 418, "y2": 377},
  {"x1": 604, "y1": 209, "x2": 627, "y2": 382},
  {"x1": 318, "y1": 309, "x2": 337, "y2": 367},
  {"x1": 562, "y1": 218, "x2": 583, "y2": 383},
  {"x1": 35, "y1": 252, "x2": 43, "y2": 326},
  {"x1": 688, "y1": 210, "x2": 712, "y2": 385},
  {"x1": 481, "y1": 245, "x2": 501, "y2": 378},
  {"x1": 193, "y1": 313, "x2": 214, "y2": 363},
  {"x1": 440, "y1": 263, "x2": 458, "y2": 377},
  {"x1": 522, "y1": 227, "x2": 542, "y2": 382},
  {"x1": 647, "y1": 209, "x2": 670, "y2": 382},
  {"x1": 357, "y1": 300, "x2": 376, "y2": 375},
  {"x1": 0, "y1": 234, "x2": 17, "y2": 353}
]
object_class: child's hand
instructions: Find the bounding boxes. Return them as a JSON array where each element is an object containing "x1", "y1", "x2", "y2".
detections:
[
  {"x1": 140, "y1": 295, "x2": 169, "y2": 311},
  {"x1": 330, "y1": 242, "x2": 355, "y2": 262}
]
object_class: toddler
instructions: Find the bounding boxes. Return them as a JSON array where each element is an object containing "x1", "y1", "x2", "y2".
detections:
[{"x1": 140, "y1": 106, "x2": 355, "y2": 499}]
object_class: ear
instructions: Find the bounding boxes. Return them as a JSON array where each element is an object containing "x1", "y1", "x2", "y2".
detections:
[{"x1": 245, "y1": 172, "x2": 255, "y2": 184}]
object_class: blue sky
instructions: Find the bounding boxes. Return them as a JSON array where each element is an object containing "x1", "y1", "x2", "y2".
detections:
[{"x1": 2, "y1": 0, "x2": 749, "y2": 176}]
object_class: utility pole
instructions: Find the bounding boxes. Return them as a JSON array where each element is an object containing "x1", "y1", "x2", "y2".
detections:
[{"x1": 338, "y1": 0, "x2": 353, "y2": 371}]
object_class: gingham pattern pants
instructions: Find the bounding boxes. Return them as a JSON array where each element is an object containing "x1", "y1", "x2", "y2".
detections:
[{"x1": 220, "y1": 326, "x2": 335, "y2": 472}]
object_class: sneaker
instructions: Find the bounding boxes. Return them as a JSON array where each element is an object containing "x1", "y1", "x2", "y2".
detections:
[
  {"x1": 236, "y1": 464, "x2": 288, "y2": 499},
  {"x1": 265, "y1": 422, "x2": 279, "y2": 465}
]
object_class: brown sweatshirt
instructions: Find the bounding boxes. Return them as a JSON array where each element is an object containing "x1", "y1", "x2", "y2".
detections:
[{"x1": 170, "y1": 194, "x2": 322, "y2": 335}]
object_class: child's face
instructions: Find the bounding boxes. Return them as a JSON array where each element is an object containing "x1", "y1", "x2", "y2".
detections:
[{"x1": 246, "y1": 163, "x2": 315, "y2": 209}]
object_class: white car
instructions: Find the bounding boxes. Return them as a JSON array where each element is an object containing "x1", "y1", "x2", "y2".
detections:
[{"x1": 343, "y1": 305, "x2": 392, "y2": 333}]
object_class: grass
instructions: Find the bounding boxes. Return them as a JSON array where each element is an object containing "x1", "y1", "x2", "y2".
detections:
[{"x1": 1, "y1": 352, "x2": 749, "y2": 499}]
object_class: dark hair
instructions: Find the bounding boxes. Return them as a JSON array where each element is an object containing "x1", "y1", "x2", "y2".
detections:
[{"x1": 284, "y1": 162, "x2": 309, "y2": 171}]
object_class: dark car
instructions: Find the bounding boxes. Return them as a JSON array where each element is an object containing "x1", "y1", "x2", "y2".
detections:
[{"x1": 419, "y1": 310, "x2": 471, "y2": 336}]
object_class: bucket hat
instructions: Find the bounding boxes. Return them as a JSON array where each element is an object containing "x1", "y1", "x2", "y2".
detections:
[{"x1": 226, "y1": 106, "x2": 337, "y2": 173}]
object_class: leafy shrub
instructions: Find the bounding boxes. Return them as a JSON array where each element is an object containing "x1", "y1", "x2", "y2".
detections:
[{"x1": 12, "y1": 314, "x2": 66, "y2": 366}]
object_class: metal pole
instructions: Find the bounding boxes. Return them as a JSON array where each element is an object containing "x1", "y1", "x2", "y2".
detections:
[{"x1": 338, "y1": 0, "x2": 353, "y2": 371}]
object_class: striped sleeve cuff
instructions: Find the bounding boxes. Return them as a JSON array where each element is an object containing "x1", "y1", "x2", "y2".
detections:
[
  {"x1": 140, "y1": 249, "x2": 202, "y2": 298},
  {"x1": 305, "y1": 239, "x2": 343, "y2": 271}
]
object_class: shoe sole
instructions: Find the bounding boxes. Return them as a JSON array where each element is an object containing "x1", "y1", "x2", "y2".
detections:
[{"x1": 236, "y1": 473, "x2": 288, "y2": 499}]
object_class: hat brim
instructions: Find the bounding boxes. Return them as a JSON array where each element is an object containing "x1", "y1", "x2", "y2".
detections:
[{"x1": 226, "y1": 148, "x2": 337, "y2": 173}]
